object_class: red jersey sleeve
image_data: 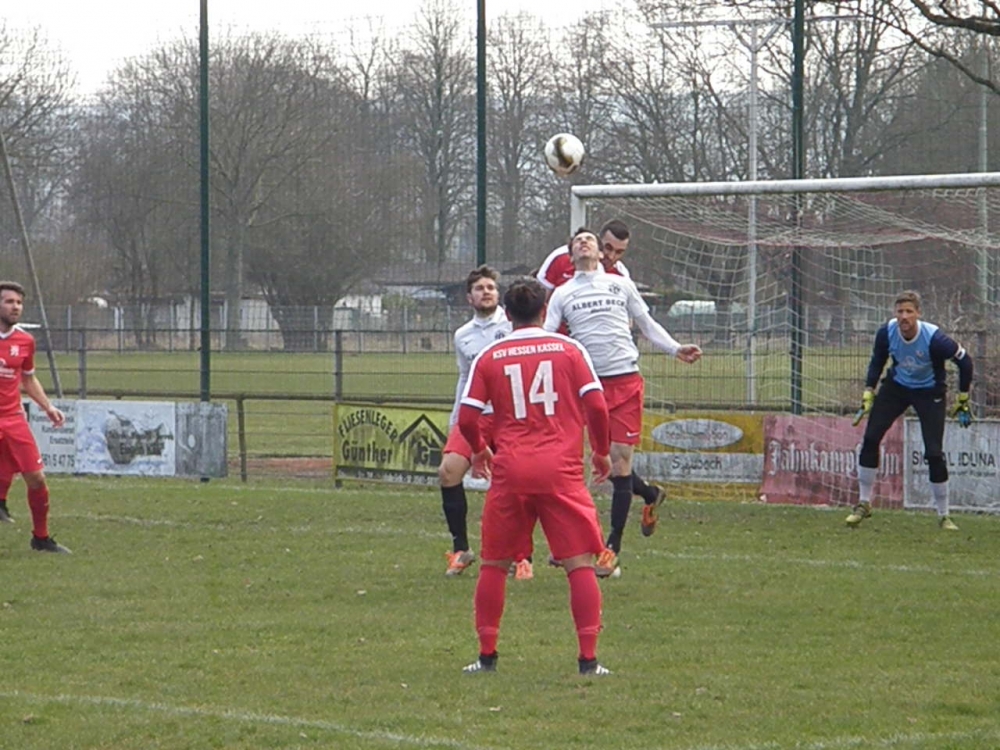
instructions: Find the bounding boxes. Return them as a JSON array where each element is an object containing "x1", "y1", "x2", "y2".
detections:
[{"x1": 536, "y1": 246, "x2": 572, "y2": 291}]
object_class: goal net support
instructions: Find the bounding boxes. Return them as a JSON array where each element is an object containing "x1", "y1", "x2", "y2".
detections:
[{"x1": 570, "y1": 173, "x2": 1000, "y2": 512}]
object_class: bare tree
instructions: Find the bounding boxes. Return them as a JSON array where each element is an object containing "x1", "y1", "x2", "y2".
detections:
[
  {"x1": 395, "y1": 1, "x2": 476, "y2": 264},
  {"x1": 73, "y1": 45, "x2": 198, "y2": 347},
  {"x1": 0, "y1": 24, "x2": 79, "y2": 304},
  {"x1": 486, "y1": 13, "x2": 555, "y2": 265}
]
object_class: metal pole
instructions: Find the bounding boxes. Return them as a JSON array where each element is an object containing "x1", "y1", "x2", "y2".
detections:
[
  {"x1": 653, "y1": 14, "x2": 851, "y2": 411},
  {"x1": 790, "y1": 0, "x2": 806, "y2": 415},
  {"x1": 199, "y1": 0, "x2": 212, "y2": 402},
  {"x1": 476, "y1": 0, "x2": 487, "y2": 265},
  {"x1": 0, "y1": 127, "x2": 63, "y2": 397},
  {"x1": 978, "y1": 39, "x2": 990, "y2": 308}
]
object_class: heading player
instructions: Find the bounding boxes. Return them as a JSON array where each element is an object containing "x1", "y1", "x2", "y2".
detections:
[
  {"x1": 544, "y1": 228, "x2": 702, "y2": 576},
  {"x1": 0, "y1": 281, "x2": 71, "y2": 553},
  {"x1": 457, "y1": 277, "x2": 613, "y2": 675},
  {"x1": 437, "y1": 266, "x2": 512, "y2": 576},
  {"x1": 847, "y1": 289, "x2": 973, "y2": 530},
  {"x1": 536, "y1": 220, "x2": 667, "y2": 540}
]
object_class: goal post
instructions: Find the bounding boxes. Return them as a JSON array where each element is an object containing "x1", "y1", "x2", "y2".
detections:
[
  {"x1": 572, "y1": 171, "x2": 1000, "y2": 409},
  {"x1": 570, "y1": 173, "x2": 1000, "y2": 510}
]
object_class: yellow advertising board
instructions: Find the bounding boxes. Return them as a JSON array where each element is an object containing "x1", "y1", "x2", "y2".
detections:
[
  {"x1": 634, "y1": 411, "x2": 765, "y2": 486},
  {"x1": 333, "y1": 402, "x2": 451, "y2": 485},
  {"x1": 332, "y1": 403, "x2": 765, "y2": 490}
]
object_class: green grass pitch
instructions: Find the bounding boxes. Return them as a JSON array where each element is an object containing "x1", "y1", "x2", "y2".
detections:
[{"x1": 2, "y1": 476, "x2": 999, "y2": 749}]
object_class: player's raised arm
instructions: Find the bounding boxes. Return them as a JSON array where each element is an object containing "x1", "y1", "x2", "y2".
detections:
[{"x1": 633, "y1": 311, "x2": 702, "y2": 363}]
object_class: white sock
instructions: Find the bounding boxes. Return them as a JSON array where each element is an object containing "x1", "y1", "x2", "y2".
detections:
[
  {"x1": 857, "y1": 466, "x2": 877, "y2": 505},
  {"x1": 931, "y1": 482, "x2": 949, "y2": 517}
]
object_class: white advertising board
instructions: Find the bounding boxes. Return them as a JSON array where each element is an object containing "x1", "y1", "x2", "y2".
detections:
[
  {"x1": 633, "y1": 451, "x2": 763, "y2": 484},
  {"x1": 27, "y1": 399, "x2": 77, "y2": 474},
  {"x1": 904, "y1": 418, "x2": 1000, "y2": 513},
  {"x1": 75, "y1": 401, "x2": 176, "y2": 476}
]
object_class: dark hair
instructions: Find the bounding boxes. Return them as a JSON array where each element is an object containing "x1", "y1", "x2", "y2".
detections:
[
  {"x1": 569, "y1": 226, "x2": 599, "y2": 246},
  {"x1": 895, "y1": 290, "x2": 921, "y2": 310},
  {"x1": 466, "y1": 264, "x2": 499, "y2": 293},
  {"x1": 0, "y1": 281, "x2": 25, "y2": 298},
  {"x1": 503, "y1": 277, "x2": 547, "y2": 325},
  {"x1": 599, "y1": 219, "x2": 629, "y2": 241}
]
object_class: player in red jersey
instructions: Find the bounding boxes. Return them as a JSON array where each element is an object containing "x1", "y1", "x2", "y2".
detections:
[
  {"x1": 537, "y1": 220, "x2": 672, "y2": 552},
  {"x1": 457, "y1": 277, "x2": 614, "y2": 676},
  {"x1": 0, "y1": 281, "x2": 71, "y2": 552}
]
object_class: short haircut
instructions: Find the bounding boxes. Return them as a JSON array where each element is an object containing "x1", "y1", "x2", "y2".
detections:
[
  {"x1": 569, "y1": 226, "x2": 599, "y2": 246},
  {"x1": 0, "y1": 281, "x2": 26, "y2": 298},
  {"x1": 599, "y1": 219, "x2": 629, "y2": 241},
  {"x1": 895, "y1": 290, "x2": 921, "y2": 310},
  {"x1": 503, "y1": 277, "x2": 547, "y2": 324},
  {"x1": 466, "y1": 264, "x2": 499, "y2": 293}
]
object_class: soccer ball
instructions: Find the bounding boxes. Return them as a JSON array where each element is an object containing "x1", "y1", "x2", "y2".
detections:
[{"x1": 543, "y1": 133, "x2": 585, "y2": 177}]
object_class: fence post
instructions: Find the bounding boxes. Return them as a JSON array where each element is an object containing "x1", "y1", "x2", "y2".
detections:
[
  {"x1": 976, "y1": 329, "x2": 987, "y2": 418},
  {"x1": 334, "y1": 330, "x2": 343, "y2": 400},
  {"x1": 402, "y1": 306, "x2": 408, "y2": 355},
  {"x1": 314, "y1": 306, "x2": 320, "y2": 352},
  {"x1": 237, "y1": 395, "x2": 248, "y2": 482},
  {"x1": 77, "y1": 329, "x2": 87, "y2": 400},
  {"x1": 116, "y1": 306, "x2": 124, "y2": 353}
]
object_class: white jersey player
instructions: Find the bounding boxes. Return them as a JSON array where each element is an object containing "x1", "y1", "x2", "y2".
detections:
[
  {"x1": 543, "y1": 265, "x2": 682, "y2": 377},
  {"x1": 449, "y1": 306, "x2": 511, "y2": 426},
  {"x1": 439, "y1": 266, "x2": 514, "y2": 578},
  {"x1": 542, "y1": 228, "x2": 701, "y2": 576}
]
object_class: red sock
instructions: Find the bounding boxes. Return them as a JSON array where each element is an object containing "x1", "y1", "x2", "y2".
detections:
[
  {"x1": 474, "y1": 564, "x2": 508, "y2": 656},
  {"x1": 567, "y1": 566, "x2": 602, "y2": 661},
  {"x1": 0, "y1": 475, "x2": 12, "y2": 500},
  {"x1": 28, "y1": 485, "x2": 50, "y2": 539}
]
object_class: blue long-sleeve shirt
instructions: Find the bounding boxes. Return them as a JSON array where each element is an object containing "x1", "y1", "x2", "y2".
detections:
[{"x1": 865, "y1": 319, "x2": 973, "y2": 392}]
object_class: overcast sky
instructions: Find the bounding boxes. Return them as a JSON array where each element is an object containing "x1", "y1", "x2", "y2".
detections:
[{"x1": 4, "y1": 0, "x2": 618, "y2": 94}]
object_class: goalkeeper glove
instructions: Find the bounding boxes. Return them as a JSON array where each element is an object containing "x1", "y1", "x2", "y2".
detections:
[
  {"x1": 952, "y1": 393, "x2": 973, "y2": 428},
  {"x1": 852, "y1": 390, "x2": 874, "y2": 426}
]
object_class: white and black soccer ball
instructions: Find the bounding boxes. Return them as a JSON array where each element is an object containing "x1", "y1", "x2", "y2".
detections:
[{"x1": 543, "y1": 133, "x2": 585, "y2": 177}]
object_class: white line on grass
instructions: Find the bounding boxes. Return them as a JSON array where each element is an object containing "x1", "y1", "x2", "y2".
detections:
[
  {"x1": 3, "y1": 689, "x2": 995, "y2": 750},
  {"x1": 640, "y1": 548, "x2": 1000, "y2": 578},
  {"x1": 62, "y1": 512, "x2": 450, "y2": 541},
  {"x1": 686, "y1": 727, "x2": 1000, "y2": 750},
  {"x1": 0, "y1": 690, "x2": 496, "y2": 750},
  {"x1": 47, "y1": 477, "x2": 435, "y2": 499},
  {"x1": 57, "y1": 511, "x2": 1000, "y2": 578}
]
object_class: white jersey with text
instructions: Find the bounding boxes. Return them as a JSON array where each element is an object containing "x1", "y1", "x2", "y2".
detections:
[
  {"x1": 450, "y1": 306, "x2": 512, "y2": 425},
  {"x1": 543, "y1": 269, "x2": 648, "y2": 378}
]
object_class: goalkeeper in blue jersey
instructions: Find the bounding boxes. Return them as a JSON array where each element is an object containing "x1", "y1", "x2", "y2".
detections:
[{"x1": 848, "y1": 290, "x2": 973, "y2": 530}]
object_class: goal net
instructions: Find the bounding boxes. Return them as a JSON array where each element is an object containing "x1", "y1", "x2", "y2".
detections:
[{"x1": 571, "y1": 173, "x2": 1000, "y2": 512}]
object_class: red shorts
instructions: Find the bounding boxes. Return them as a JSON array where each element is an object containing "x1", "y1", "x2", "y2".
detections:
[
  {"x1": 442, "y1": 414, "x2": 495, "y2": 461},
  {"x1": 0, "y1": 416, "x2": 43, "y2": 476},
  {"x1": 601, "y1": 372, "x2": 644, "y2": 445},
  {"x1": 480, "y1": 484, "x2": 604, "y2": 562}
]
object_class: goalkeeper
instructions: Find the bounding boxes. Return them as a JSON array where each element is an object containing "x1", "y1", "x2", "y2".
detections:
[{"x1": 848, "y1": 290, "x2": 973, "y2": 530}]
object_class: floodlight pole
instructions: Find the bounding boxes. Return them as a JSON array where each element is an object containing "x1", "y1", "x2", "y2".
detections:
[
  {"x1": 652, "y1": 13, "x2": 856, "y2": 409},
  {"x1": 475, "y1": 0, "x2": 487, "y2": 265},
  {"x1": 0, "y1": 126, "x2": 62, "y2": 398},
  {"x1": 978, "y1": 37, "x2": 990, "y2": 309},
  {"x1": 199, "y1": 0, "x2": 211, "y2": 403}
]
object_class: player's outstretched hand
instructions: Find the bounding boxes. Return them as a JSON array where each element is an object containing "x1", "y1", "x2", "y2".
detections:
[
  {"x1": 852, "y1": 390, "x2": 874, "y2": 427},
  {"x1": 952, "y1": 392, "x2": 973, "y2": 428},
  {"x1": 470, "y1": 447, "x2": 494, "y2": 480},
  {"x1": 676, "y1": 345, "x2": 702, "y2": 364},
  {"x1": 590, "y1": 453, "x2": 611, "y2": 485}
]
